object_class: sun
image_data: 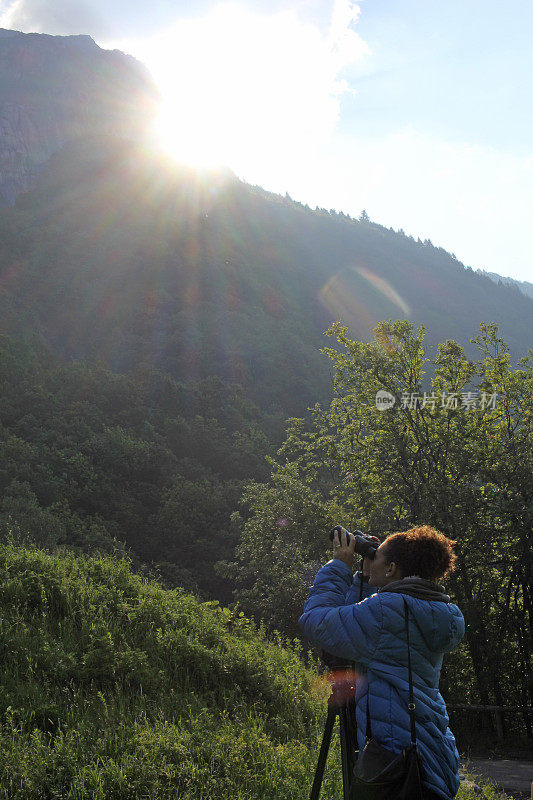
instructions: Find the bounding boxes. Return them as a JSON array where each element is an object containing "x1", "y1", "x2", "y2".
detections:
[
  {"x1": 135, "y1": 3, "x2": 363, "y2": 188},
  {"x1": 152, "y1": 105, "x2": 227, "y2": 171},
  {"x1": 144, "y1": 5, "x2": 299, "y2": 175}
]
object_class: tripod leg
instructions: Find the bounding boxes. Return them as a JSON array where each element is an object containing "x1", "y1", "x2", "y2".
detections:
[
  {"x1": 338, "y1": 706, "x2": 355, "y2": 800},
  {"x1": 309, "y1": 707, "x2": 337, "y2": 800}
]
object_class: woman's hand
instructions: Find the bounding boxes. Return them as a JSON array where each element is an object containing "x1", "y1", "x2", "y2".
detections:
[{"x1": 332, "y1": 528, "x2": 356, "y2": 569}]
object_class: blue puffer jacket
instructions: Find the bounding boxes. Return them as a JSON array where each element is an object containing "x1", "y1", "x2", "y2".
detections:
[{"x1": 299, "y1": 560, "x2": 465, "y2": 800}]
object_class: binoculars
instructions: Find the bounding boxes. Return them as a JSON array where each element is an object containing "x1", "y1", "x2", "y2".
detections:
[{"x1": 329, "y1": 525, "x2": 378, "y2": 560}]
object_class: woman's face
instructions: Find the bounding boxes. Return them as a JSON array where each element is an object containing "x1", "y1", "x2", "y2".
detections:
[{"x1": 368, "y1": 543, "x2": 402, "y2": 587}]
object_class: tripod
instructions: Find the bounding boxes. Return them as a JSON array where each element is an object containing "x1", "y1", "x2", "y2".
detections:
[{"x1": 310, "y1": 673, "x2": 358, "y2": 800}]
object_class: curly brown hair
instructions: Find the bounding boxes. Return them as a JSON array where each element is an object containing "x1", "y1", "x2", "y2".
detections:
[{"x1": 382, "y1": 525, "x2": 457, "y2": 581}]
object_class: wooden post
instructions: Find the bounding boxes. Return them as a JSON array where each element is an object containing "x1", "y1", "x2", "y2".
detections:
[{"x1": 491, "y1": 709, "x2": 504, "y2": 741}]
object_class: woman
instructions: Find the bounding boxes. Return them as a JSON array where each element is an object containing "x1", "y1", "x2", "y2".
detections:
[{"x1": 299, "y1": 525, "x2": 465, "y2": 800}]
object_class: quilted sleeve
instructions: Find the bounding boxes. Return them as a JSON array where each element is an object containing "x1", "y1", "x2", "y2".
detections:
[
  {"x1": 345, "y1": 571, "x2": 378, "y2": 605},
  {"x1": 298, "y1": 559, "x2": 382, "y2": 664},
  {"x1": 442, "y1": 604, "x2": 465, "y2": 652}
]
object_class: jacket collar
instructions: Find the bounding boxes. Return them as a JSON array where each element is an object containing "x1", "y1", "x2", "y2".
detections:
[{"x1": 378, "y1": 575, "x2": 450, "y2": 603}]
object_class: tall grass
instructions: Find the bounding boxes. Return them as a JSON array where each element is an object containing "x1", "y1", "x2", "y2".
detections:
[{"x1": 0, "y1": 542, "x2": 345, "y2": 798}]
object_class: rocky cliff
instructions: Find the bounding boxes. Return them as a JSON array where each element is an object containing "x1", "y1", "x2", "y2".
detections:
[{"x1": 0, "y1": 29, "x2": 159, "y2": 204}]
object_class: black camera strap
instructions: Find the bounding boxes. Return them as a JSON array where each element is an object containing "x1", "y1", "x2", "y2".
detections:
[
  {"x1": 403, "y1": 597, "x2": 417, "y2": 745},
  {"x1": 365, "y1": 597, "x2": 417, "y2": 746}
]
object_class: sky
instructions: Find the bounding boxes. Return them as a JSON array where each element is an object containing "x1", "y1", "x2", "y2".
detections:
[{"x1": 1, "y1": 0, "x2": 532, "y2": 284}]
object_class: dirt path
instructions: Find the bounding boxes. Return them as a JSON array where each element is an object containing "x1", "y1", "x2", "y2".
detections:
[{"x1": 461, "y1": 758, "x2": 533, "y2": 797}]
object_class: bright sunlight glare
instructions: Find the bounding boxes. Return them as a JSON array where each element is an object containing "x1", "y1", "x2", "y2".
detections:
[{"x1": 137, "y1": 2, "x2": 369, "y2": 186}]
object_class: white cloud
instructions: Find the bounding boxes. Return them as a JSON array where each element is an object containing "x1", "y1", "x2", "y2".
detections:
[
  {"x1": 0, "y1": 0, "x2": 107, "y2": 36},
  {"x1": 328, "y1": 0, "x2": 365, "y2": 68},
  {"x1": 0, "y1": 0, "x2": 341, "y2": 41}
]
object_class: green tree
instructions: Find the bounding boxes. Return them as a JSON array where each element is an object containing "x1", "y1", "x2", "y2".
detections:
[
  {"x1": 219, "y1": 460, "x2": 344, "y2": 637},
  {"x1": 230, "y1": 320, "x2": 532, "y2": 735},
  {"x1": 152, "y1": 474, "x2": 243, "y2": 602}
]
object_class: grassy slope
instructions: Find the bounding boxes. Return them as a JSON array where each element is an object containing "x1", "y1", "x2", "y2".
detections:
[
  {"x1": 0, "y1": 543, "x2": 512, "y2": 799},
  {"x1": 0, "y1": 542, "x2": 341, "y2": 799}
]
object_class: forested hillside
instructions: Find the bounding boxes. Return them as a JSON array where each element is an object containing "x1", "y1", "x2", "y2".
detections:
[
  {"x1": 477, "y1": 268, "x2": 533, "y2": 299},
  {"x1": 0, "y1": 138, "x2": 531, "y2": 426},
  {"x1": 0, "y1": 335, "x2": 271, "y2": 602}
]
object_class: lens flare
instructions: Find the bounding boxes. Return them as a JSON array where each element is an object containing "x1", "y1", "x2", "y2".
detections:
[
  {"x1": 319, "y1": 264, "x2": 410, "y2": 340},
  {"x1": 309, "y1": 667, "x2": 362, "y2": 703}
]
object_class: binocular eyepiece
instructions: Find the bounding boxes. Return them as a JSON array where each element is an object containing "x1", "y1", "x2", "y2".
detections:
[{"x1": 329, "y1": 525, "x2": 378, "y2": 560}]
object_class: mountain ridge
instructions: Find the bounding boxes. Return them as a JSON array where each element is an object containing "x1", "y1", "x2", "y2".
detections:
[
  {"x1": 475, "y1": 268, "x2": 533, "y2": 299},
  {"x1": 0, "y1": 28, "x2": 158, "y2": 204}
]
